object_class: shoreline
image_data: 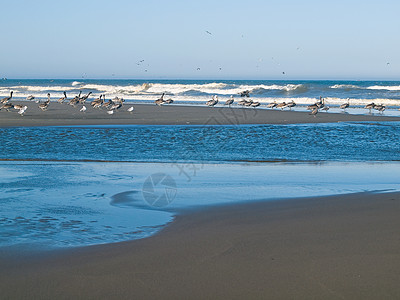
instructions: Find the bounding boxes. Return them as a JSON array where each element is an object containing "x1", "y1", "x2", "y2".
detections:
[
  {"x1": 1, "y1": 102, "x2": 399, "y2": 127},
  {"x1": 1, "y1": 191, "x2": 400, "y2": 299}
]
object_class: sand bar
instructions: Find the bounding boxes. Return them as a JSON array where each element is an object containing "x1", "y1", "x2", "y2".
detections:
[
  {"x1": 1, "y1": 191, "x2": 399, "y2": 299},
  {"x1": 1, "y1": 101, "x2": 399, "y2": 127}
]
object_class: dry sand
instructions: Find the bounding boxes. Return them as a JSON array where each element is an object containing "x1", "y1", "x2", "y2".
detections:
[
  {"x1": 1, "y1": 101, "x2": 399, "y2": 127},
  {"x1": 1, "y1": 191, "x2": 400, "y2": 299}
]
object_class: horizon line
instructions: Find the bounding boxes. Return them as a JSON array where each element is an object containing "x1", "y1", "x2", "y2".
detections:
[{"x1": 2, "y1": 77, "x2": 400, "y2": 81}]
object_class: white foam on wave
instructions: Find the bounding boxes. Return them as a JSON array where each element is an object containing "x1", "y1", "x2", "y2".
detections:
[
  {"x1": 313, "y1": 97, "x2": 400, "y2": 106},
  {"x1": 145, "y1": 82, "x2": 231, "y2": 94},
  {"x1": 2, "y1": 82, "x2": 307, "y2": 98},
  {"x1": 138, "y1": 83, "x2": 304, "y2": 95},
  {"x1": 367, "y1": 85, "x2": 400, "y2": 91},
  {"x1": 330, "y1": 84, "x2": 361, "y2": 89},
  {"x1": 80, "y1": 83, "x2": 150, "y2": 94},
  {"x1": 7, "y1": 85, "x2": 78, "y2": 92},
  {"x1": 72, "y1": 82, "x2": 305, "y2": 96},
  {"x1": 251, "y1": 84, "x2": 306, "y2": 93},
  {"x1": 70, "y1": 82, "x2": 234, "y2": 96},
  {"x1": 331, "y1": 84, "x2": 400, "y2": 91}
]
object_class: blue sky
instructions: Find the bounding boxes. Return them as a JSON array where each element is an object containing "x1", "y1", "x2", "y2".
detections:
[{"x1": 1, "y1": 0, "x2": 399, "y2": 79}]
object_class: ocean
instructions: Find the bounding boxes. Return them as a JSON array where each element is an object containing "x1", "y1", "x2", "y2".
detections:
[{"x1": 1, "y1": 79, "x2": 400, "y2": 250}]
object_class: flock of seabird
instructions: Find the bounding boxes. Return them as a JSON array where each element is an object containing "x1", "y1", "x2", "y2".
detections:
[
  {"x1": 0, "y1": 91, "x2": 135, "y2": 116},
  {"x1": 0, "y1": 89, "x2": 395, "y2": 118}
]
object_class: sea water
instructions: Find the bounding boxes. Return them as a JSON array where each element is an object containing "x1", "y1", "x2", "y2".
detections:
[{"x1": 0, "y1": 123, "x2": 400, "y2": 249}]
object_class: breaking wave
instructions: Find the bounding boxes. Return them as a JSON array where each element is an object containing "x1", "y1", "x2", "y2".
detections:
[
  {"x1": 2, "y1": 82, "x2": 308, "y2": 97},
  {"x1": 367, "y1": 85, "x2": 400, "y2": 91},
  {"x1": 331, "y1": 84, "x2": 400, "y2": 91},
  {"x1": 330, "y1": 84, "x2": 361, "y2": 90}
]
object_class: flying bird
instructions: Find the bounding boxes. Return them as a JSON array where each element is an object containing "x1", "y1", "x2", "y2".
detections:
[{"x1": 205, "y1": 30, "x2": 212, "y2": 35}]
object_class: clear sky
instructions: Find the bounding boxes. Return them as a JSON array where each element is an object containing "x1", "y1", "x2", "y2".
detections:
[{"x1": 1, "y1": 0, "x2": 399, "y2": 80}]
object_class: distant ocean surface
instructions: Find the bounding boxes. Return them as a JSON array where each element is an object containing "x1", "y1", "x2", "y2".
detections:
[
  {"x1": 1, "y1": 123, "x2": 400, "y2": 163},
  {"x1": 2, "y1": 79, "x2": 400, "y2": 106}
]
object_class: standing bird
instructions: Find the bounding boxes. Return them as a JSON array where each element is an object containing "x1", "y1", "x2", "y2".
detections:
[
  {"x1": 374, "y1": 104, "x2": 386, "y2": 114},
  {"x1": 286, "y1": 100, "x2": 296, "y2": 110},
  {"x1": 102, "y1": 96, "x2": 113, "y2": 109},
  {"x1": 69, "y1": 91, "x2": 81, "y2": 106},
  {"x1": 18, "y1": 106, "x2": 28, "y2": 116},
  {"x1": 80, "y1": 92, "x2": 92, "y2": 103},
  {"x1": 1, "y1": 91, "x2": 13, "y2": 104},
  {"x1": 317, "y1": 98, "x2": 325, "y2": 109},
  {"x1": 244, "y1": 99, "x2": 254, "y2": 107},
  {"x1": 266, "y1": 101, "x2": 278, "y2": 109},
  {"x1": 276, "y1": 102, "x2": 287, "y2": 110},
  {"x1": 110, "y1": 102, "x2": 122, "y2": 110},
  {"x1": 27, "y1": 95, "x2": 35, "y2": 101},
  {"x1": 91, "y1": 94, "x2": 103, "y2": 108},
  {"x1": 340, "y1": 98, "x2": 350, "y2": 110},
  {"x1": 0, "y1": 103, "x2": 13, "y2": 111},
  {"x1": 206, "y1": 95, "x2": 215, "y2": 106},
  {"x1": 155, "y1": 93, "x2": 165, "y2": 106},
  {"x1": 127, "y1": 106, "x2": 134, "y2": 113},
  {"x1": 58, "y1": 91, "x2": 67, "y2": 103},
  {"x1": 207, "y1": 95, "x2": 219, "y2": 107},
  {"x1": 251, "y1": 101, "x2": 260, "y2": 108},
  {"x1": 80, "y1": 106, "x2": 87, "y2": 112},
  {"x1": 164, "y1": 98, "x2": 174, "y2": 104},
  {"x1": 365, "y1": 102, "x2": 375, "y2": 113},
  {"x1": 39, "y1": 93, "x2": 51, "y2": 111},
  {"x1": 224, "y1": 95, "x2": 234, "y2": 107},
  {"x1": 238, "y1": 98, "x2": 247, "y2": 106},
  {"x1": 225, "y1": 95, "x2": 235, "y2": 107}
]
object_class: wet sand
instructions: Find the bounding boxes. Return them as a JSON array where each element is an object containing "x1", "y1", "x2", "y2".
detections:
[
  {"x1": 1, "y1": 101, "x2": 399, "y2": 127},
  {"x1": 1, "y1": 191, "x2": 400, "y2": 299}
]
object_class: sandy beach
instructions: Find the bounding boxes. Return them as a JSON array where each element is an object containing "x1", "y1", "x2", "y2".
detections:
[
  {"x1": 1, "y1": 191, "x2": 399, "y2": 299},
  {"x1": 1, "y1": 101, "x2": 399, "y2": 127}
]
